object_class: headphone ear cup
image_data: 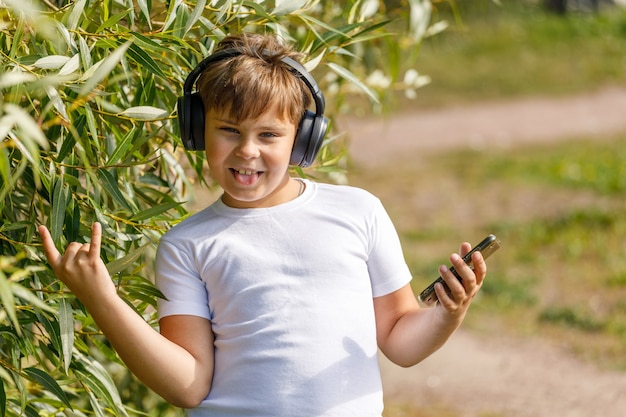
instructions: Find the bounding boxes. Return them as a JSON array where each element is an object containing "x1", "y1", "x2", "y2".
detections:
[
  {"x1": 177, "y1": 93, "x2": 205, "y2": 150},
  {"x1": 189, "y1": 93, "x2": 206, "y2": 151},
  {"x1": 303, "y1": 115, "x2": 328, "y2": 167},
  {"x1": 177, "y1": 95, "x2": 192, "y2": 149},
  {"x1": 290, "y1": 110, "x2": 328, "y2": 167},
  {"x1": 290, "y1": 110, "x2": 314, "y2": 166}
]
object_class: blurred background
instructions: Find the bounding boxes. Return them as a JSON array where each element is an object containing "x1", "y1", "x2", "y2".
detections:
[{"x1": 342, "y1": 1, "x2": 626, "y2": 416}]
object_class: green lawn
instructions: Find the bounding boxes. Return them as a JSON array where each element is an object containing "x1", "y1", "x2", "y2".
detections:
[{"x1": 404, "y1": 1, "x2": 626, "y2": 109}]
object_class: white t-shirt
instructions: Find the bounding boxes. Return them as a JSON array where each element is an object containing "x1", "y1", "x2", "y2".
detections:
[{"x1": 155, "y1": 180, "x2": 412, "y2": 416}]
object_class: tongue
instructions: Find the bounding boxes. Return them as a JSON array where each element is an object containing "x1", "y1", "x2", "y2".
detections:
[{"x1": 233, "y1": 171, "x2": 259, "y2": 185}]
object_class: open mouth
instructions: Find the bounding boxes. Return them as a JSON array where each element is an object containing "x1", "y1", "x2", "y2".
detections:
[{"x1": 230, "y1": 168, "x2": 262, "y2": 185}]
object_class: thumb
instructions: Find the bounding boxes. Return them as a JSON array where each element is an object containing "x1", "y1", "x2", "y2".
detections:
[{"x1": 38, "y1": 225, "x2": 62, "y2": 267}]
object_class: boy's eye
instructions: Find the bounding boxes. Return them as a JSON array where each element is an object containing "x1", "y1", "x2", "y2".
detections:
[{"x1": 219, "y1": 127, "x2": 239, "y2": 134}]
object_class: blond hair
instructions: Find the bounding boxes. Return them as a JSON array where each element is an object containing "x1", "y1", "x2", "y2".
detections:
[{"x1": 196, "y1": 33, "x2": 311, "y2": 125}]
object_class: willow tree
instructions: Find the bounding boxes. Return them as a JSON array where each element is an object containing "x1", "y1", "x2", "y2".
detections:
[{"x1": 0, "y1": 0, "x2": 438, "y2": 415}]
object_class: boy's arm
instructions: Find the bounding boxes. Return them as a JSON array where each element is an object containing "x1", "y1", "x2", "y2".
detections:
[
  {"x1": 38, "y1": 223, "x2": 214, "y2": 408},
  {"x1": 373, "y1": 243, "x2": 486, "y2": 367}
]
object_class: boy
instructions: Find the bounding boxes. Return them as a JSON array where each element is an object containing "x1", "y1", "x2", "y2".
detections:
[{"x1": 39, "y1": 33, "x2": 487, "y2": 416}]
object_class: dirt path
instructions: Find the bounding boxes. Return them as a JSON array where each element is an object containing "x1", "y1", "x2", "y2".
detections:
[
  {"x1": 342, "y1": 86, "x2": 626, "y2": 166},
  {"x1": 340, "y1": 86, "x2": 626, "y2": 417}
]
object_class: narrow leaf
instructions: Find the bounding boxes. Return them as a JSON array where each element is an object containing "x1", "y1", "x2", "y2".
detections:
[
  {"x1": 58, "y1": 298, "x2": 74, "y2": 374},
  {"x1": 136, "y1": 0, "x2": 152, "y2": 30},
  {"x1": 273, "y1": 0, "x2": 307, "y2": 15},
  {"x1": 105, "y1": 129, "x2": 135, "y2": 167},
  {"x1": 129, "y1": 201, "x2": 183, "y2": 221},
  {"x1": 127, "y1": 42, "x2": 166, "y2": 79},
  {"x1": 66, "y1": 0, "x2": 86, "y2": 31},
  {"x1": 327, "y1": 62, "x2": 379, "y2": 103},
  {"x1": 95, "y1": 8, "x2": 132, "y2": 32},
  {"x1": 3, "y1": 103, "x2": 49, "y2": 149},
  {"x1": 161, "y1": 0, "x2": 182, "y2": 32},
  {"x1": 106, "y1": 243, "x2": 149, "y2": 275},
  {"x1": 23, "y1": 367, "x2": 73, "y2": 410},
  {"x1": 79, "y1": 41, "x2": 132, "y2": 96},
  {"x1": 184, "y1": 0, "x2": 206, "y2": 35},
  {"x1": 0, "y1": 71, "x2": 37, "y2": 89},
  {"x1": 0, "y1": 270, "x2": 20, "y2": 335},
  {"x1": 33, "y1": 55, "x2": 71, "y2": 69},
  {"x1": 118, "y1": 106, "x2": 168, "y2": 120},
  {"x1": 96, "y1": 169, "x2": 133, "y2": 211},
  {"x1": 75, "y1": 355, "x2": 128, "y2": 417},
  {"x1": 50, "y1": 177, "x2": 67, "y2": 245},
  {"x1": 0, "y1": 376, "x2": 5, "y2": 417},
  {"x1": 58, "y1": 54, "x2": 80, "y2": 76}
]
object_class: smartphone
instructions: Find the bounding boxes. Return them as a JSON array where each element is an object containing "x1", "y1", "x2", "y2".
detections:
[{"x1": 417, "y1": 234, "x2": 501, "y2": 306}]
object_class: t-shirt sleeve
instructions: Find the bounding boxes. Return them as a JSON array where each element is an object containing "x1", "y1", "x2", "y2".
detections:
[
  {"x1": 155, "y1": 239, "x2": 211, "y2": 320},
  {"x1": 366, "y1": 199, "x2": 413, "y2": 297}
]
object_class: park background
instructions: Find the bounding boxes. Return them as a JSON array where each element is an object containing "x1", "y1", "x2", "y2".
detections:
[{"x1": 1, "y1": 0, "x2": 625, "y2": 416}]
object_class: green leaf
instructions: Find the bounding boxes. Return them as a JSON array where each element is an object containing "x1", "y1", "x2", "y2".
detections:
[
  {"x1": 23, "y1": 368, "x2": 73, "y2": 410},
  {"x1": 0, "y1": 270, "x2": 20, "y2": 335},
  {"x1": 58, "y1": 299, "x2": 74, "y2": 374},
  {"x1": 79, "y1": 40, "x2": 132, "y2": 96},
  {"x1": 135, "y1": 0, "x2": 152, "y2": 30},
  {"x1": 118, "y1": 106, "x2": 169, "y2": 120},
  {"x1": 51, "y1": 177, "x2": 67, "y2": 245},
  {"x1": 0, "y1": 146, "x2": 9, "y2": 187},
  {"x1": 161, "y1": 0, "x2": 182, "y2": 32},
  {"x1": 95, "y1": 8, "x2": 132, "y2": 32},
  {"x1": 129, "y1": 201, "x2": 183, "y2": 221},
  {"x1": 106, "y1": 243, "x2": 149, "y2": 275},
  {"x1": 95, "y1": 169, "x2": 133, "y2": 212},
  {"x1": 183, "y1": 0, "x2": 206, "y2": 35},
  {"x1": 105, "y1": 129, "x2": 135, "y2": 167},
  {"x1": 327, "y1": 62, "x2": 379, "y2": 103},
  {"x1": 75, "y1": 354, "x2": 129, "y2": 417},
  {"x1": 273, "y1": 0, "x2": 307, "y2": 16},
  {"x1": 33, "y1": 55, "x2": 71, "y2": 69},
  {"x1": 0, "y1": 376, "x2": 5, "y2": 417},
  {"x1": 127, "y1": 43, "x2": 167, "y2": 79},
  {"x1": 65, "y1": 0, "x2": 86, "y2": 31},
  {"x1": 241, "y1": 1, "x2": 273, "y2": 20}
]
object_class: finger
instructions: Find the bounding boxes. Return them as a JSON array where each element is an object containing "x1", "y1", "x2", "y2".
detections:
[
  {"x1": 459, "y1": 242, "x2": 470, "y2": 256},
  {"x1": 38, "y1": 225, "x2": 62, "y2": 267},
  {"x1": 471, "y1": 251, "x2": 487, "y2": 285},
  {"x1": 450, "y1": 253, "x2": 477, "y2": 291},
  {"x1": 438, "y1": 263, "x2": 463, "y2": 300},
  {"x1": 89, "y1": 222, "x2": 102, "y2": 259}
]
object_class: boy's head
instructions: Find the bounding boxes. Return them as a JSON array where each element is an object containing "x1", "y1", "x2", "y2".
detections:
[{"x1": 178, "y1": 33, "x2": 328, "y2": 167}]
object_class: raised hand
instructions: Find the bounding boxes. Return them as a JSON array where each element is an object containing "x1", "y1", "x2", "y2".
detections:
[{"x1": 38, "y1": 222, "x2": 116, "y2": 307}]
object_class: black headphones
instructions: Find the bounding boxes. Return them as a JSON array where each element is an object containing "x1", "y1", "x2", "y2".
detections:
[{"x1": 177, "y1": 48, "x2": 328, "y2": 168}]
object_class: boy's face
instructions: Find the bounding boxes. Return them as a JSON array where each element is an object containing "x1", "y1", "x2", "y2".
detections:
[{"x1": 204, "y1": 106, "x2": 298, "y2": 208}]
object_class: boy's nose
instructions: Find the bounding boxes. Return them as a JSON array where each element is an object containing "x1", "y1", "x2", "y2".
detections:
[{"x1": 235, "y1": 137, "x2": 260, "y2": 159}]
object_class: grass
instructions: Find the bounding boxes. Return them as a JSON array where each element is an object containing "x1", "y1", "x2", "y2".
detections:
[{"x1": 399, "y1": 1, "x2": 626, "y2": 109}]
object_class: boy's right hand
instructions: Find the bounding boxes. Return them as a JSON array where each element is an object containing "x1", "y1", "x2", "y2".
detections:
[{"x1": 39, "y1": 222, "x2": 117, "y2": 306}]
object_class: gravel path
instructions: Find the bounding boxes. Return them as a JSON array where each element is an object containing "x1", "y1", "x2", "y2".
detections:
[{"x1": 340, "y1": 86, "x2": 626, "y2": 417}]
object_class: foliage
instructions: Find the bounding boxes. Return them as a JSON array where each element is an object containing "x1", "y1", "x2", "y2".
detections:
[{"x1": 0, "y1": 0, "x2": 437, "y2": 415}]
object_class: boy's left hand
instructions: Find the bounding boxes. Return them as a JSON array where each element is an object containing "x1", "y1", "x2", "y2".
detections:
[{"x1": 434, "y1": 242, "x2": 486, "y2": 318}]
